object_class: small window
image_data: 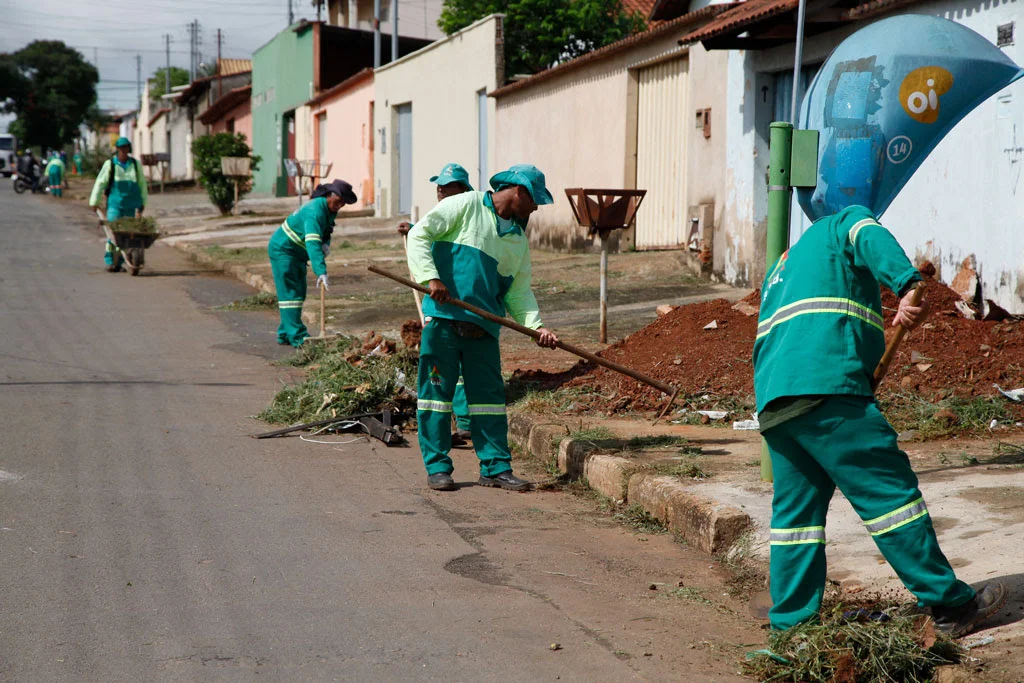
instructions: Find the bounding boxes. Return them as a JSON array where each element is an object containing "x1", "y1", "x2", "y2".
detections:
[{"x1": 998, "y1": 22, "x2": 1014, "y2": 47}]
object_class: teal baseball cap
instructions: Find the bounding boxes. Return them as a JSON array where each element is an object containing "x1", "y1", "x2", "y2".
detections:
[
  {"x1": 429, "y1": 162, "x2": 473, "y2": 189},
  {"x1": 115, "y1": 136, "x2": 132, "y2": 149},
  {"x1": 489, "y1": 164, "x2": 554, "y2": 205}
]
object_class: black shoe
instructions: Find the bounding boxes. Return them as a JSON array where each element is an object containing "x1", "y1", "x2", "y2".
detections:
[
  {"x1": 451, "y1": 429, "x2": 472, "y2": 448},
  {"x1": 427, "y1": 473, "x2": 457, "y2": 491},
  {"x1": 932, "y1": 582, "x2": 1009, "y2": 638},
  {"x1": 478, "y1": 471, "x2": 531, "y2": 491},
  {"x1": 105, "y1": 264, "x2": 117, "y2": 272}
]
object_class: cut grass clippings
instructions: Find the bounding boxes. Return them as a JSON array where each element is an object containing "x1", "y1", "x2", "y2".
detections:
[
  {"x1": 110, "y1": 216, "x2": 158, "y2": 234},
  {"x1": 880, "y1": 392, "x2": 1018, "y2": 439},
  {"x1": 201, "y1": 245, "x2": 268, "y2": 265},
  {"x1": 258, "y1": 335, "x2": 417, "y2": 425},
  {"x1": 742, "y1": 604, "x2": 961, "y2": 683},
  {"x1": 217, "y1": 292, "x2": 277, "y2": 311}
]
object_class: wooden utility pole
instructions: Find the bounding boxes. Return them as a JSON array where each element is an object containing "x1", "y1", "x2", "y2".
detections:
[
  {"x1": 164, "y1": 35, "x2": 171, "y2": 94},
  {"x1": 216, "y1": 29, "x2": 223, "y2": 99}
]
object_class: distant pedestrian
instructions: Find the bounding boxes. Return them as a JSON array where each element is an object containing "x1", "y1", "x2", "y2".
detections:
[
  {"x1": 73, "y1": 151, "x2": 83, "y2": 175},
  {"x1": 407, "y1": 164, "x2": 559, "y2": 492},
  {"x1": 754, "y1": 204, "x2": 1008, "y2": 636},
  {"x1": 89, "y1": 137, "x2": 148, "y2": 272},
  {"x1": 268, "y1": 179, "x2": 357, "y2": 346},
  {"x1": 398, "y1": 162, "x2": 474, "y2": 447}
]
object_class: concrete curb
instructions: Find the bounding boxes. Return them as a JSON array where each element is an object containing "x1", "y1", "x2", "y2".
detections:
[{"x1": 510, "y1": 410, "x2": 752, "y2": 556}]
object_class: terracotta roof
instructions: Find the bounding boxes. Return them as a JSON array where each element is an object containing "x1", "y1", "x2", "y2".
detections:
[
  {"x1": 147, "y1": 107, "x2": 170, "y2": 127},
  {"x1": 623, "y1": 0, "x2": 657, "y2": 18},
  {"x1": 198, "y1": 85, "x2": 252, "y2": 125},
  {"x1": 683, "y1": 0, "x2": 799, "y2": 44},
  {"x1": 491, "y1": 3, "x2": 737, "y2": 98},
  {"x1": 218, "y1": 58, "x2": 253, "y2": 77},
  {"x1": 175, "y1": 59, "x2": 253, "y2": 103},
  {"x1": 306, "y1": 68, "x2": 373, "y2": 108}
]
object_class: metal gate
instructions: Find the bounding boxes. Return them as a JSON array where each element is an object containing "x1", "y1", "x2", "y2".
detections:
[
  {"x1": 634, "y1": 57, "x2": 689, "y2": 249},
  {"x1": 396, "y1": 103, "x2": 413, "y2": 215}
]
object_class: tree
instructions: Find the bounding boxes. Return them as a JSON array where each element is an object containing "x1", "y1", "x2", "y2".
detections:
[
  {"x1": 439, "y1": 0, "x2": 646, "y2": 77},
  {"x1": 0, "y1": 41, "x2": 98, "y2": 150},
  {"x1": 149, "y1": 66, "x2": 190, "y2": 99},
  {"x1": 192, "y1": 132, "x2": 261, "y2": 215}
]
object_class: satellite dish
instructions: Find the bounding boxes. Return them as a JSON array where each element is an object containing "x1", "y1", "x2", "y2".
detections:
[{"x1": 797, "y1": 15, "x2": 1024, "y2": 221}]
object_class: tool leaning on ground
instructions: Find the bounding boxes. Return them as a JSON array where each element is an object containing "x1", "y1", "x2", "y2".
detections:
[{"x1": 368, "y1": 265, "x2": 681, "y2": 422}]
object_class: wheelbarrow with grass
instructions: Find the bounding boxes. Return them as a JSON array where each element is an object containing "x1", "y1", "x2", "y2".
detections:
[{"x1": 96, "y1": 209, "x2": 160, "y2": 276}]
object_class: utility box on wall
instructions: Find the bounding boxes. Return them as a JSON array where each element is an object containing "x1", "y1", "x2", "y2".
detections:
[{"x1": 686, "y1": 203, "x2": 714, "y2": 276}]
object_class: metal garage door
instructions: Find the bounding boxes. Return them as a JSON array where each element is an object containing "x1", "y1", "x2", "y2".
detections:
[{"x1": 634, "y1": 57, "x2": 689, "y2": 249}]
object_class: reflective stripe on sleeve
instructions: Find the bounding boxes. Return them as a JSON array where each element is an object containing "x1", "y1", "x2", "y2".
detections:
[
  {"x1": 769, "y1": 526, "x2": 826, "y2": 546},
  {"x1": 280, "y1": 221, "x2": 304, "y2": 247},
  {"x1": 848, "y1": 218, "x2": 882, "y2": 246},
  {"x1": 863, "y1": 498, "x2": 929, "y2": 536}
]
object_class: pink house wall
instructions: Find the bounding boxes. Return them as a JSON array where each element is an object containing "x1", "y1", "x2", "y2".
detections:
[
  {"x1": 211, "y1": 100, "x2": 252, "y2": 146},
  {"x1": 312, "y1": 75, "x2": 374, "y2": 209}
]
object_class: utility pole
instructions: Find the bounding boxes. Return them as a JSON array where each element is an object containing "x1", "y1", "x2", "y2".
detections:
[
  {"x1": 288, "y1": 0, "x2": 294, "y2": 26},
  {"x1": 391, "y1": 0, "x2": 398, "y2": 63},
  {"x1": 136, "y1": 54, "x2": 142, "y2": 109},
  {"x1": 373, "y1": 0, "x2": 381, "y2": 67},
  {"x1": 216, "y1": 29, "x2": 223, "y2": 99},
  {"x1": 187, "y1": 20, "x2": 197, "y2": 81},
  {"x1": 164, "y1": 34, "x2": 172, "y2": 94}
]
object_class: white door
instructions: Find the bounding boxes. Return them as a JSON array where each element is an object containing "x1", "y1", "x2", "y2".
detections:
[
  {"x1": 396, "y1": 103, "x2": 413, "y2": 215},
  {"x1": 634, "y1": 57, "x2": 689, "y2": 250}
]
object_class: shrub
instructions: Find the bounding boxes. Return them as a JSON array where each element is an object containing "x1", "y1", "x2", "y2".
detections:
[{"x1": 191, "y1": 133, "x2": 261, "y2": 215}]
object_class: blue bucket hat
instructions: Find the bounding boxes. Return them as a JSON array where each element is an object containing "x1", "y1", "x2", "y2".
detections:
[
  {"x1": 429, "y1": 162, "x2": 473, "y2": 190},
  {"x1": 488, "y1": 164, "x2": 553, "y2": 205},
  {"x1": 115, "y1": 136, "x2": 132, "y2": 150}
]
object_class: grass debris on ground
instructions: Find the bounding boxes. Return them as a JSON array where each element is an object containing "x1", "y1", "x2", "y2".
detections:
[
  {"x1": 110, "y1": 216, "x2": 158, "y2": 234},
  {"x1": 201, "y1": 245, "x2": 268, "y2": 264},
  {"x1": 742, "y1": 604, "x2": 961, "y2": 683},
  {"x1": 258, "y1": 333, "x2": 418, "y2": 425},
  {"x1": 217, "y1": 292, "x2": 277, "y2": 311}
]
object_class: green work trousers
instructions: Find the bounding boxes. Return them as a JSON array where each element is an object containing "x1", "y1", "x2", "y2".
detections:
[
  {"x1": 762, "y1": 396, "x2": 974, "y2": 630},
  {"x1": 418, "y1": 319, "x2": 510, "y2": 478},
  {"x1": 268, "y1": 235, "x2": 309, "y2": 347},
  {"x1": 453, "y1": 375, "x2": 471, "y2": 432}
]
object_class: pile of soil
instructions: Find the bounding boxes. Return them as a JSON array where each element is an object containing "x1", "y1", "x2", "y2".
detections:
[{"x1": 514, "y1": 276, "x2": 1024, "y2": 413}]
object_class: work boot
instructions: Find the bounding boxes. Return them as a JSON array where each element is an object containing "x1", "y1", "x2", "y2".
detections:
[
  {"x1": 105, "y1": 264, "x2": 117, "y2": 273},
  {"x1": 427, "y1": 472, "x2": 457, "y2": 491},
  {"x1": 451, "y1": 429, "x2": 472, "y2": 448},
  {"x1": 931, "y1": 581, "x2": 1009, "y2": 638},
  {"x1": 478, "y1": 471, "x2": 531, "y2": 492}
]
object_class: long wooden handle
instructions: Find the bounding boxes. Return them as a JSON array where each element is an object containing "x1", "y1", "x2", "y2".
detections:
[
  {"x1": 319, "y1": 281, "x2": 326, "y2": 337},
  {"x1": 368, "y1": 265, "x2": 676, "y2": 396},
  {"x1": 402, "y1": 235, "x2": 425, "y2": 326},
  {"x1": 872, "y1": 282, "x2": 926, "y2": 390}
]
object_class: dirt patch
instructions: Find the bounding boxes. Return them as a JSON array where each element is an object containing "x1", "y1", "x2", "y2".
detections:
[
  {"x1": 959, "y1": 487, "x2": 1024, "y2": 523},
  {"x1": 521, "y1": 274, "x2": 1024, "y2": 415}
]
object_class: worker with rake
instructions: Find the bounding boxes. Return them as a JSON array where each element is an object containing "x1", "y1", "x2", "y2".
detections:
[
  {"x1": 407, "y1": 164, "x2": 558, "y2": 492},
  {"x1": 398, "y1": 162, "x2": 475, "y2": 447},
  {"x1": 44, "y1": 151, "x2": 65, "y2": 198},
  {"x1": 754, "y1": 205, "x2": 1008, "y2": 636},
  {"x1": 268, "y1": 179, "x2": 357, "y2": 347},
  {"x1": 89, "y1": 137, "x2": 147, "y2": 272}
]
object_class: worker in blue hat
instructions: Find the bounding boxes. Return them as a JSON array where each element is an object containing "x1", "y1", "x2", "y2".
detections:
[
  {"x1": 398, "y1": 162, "x2": 475, "y2": 445},
  {"x1": 407, "y1": 164, "x2": 558, "y2": 492},
  {"x1": 44, "y1": 152, "x2": 66, "y2": 198},
  {"x1": 268, "y1": 179, "x2": 358, "y2": 346},
  {"x1": 89, "y1": 137, "x2": 148, "y2": 272}
]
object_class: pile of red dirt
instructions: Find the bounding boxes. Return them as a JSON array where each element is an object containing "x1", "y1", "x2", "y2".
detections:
[{"x1": 513, "y1": 277, "x2": 1024, "y2": 414}]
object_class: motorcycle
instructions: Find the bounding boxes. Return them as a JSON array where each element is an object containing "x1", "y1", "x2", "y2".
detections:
[{"x1": 12, "y1": 172, "x2": 45, "y2": 195}]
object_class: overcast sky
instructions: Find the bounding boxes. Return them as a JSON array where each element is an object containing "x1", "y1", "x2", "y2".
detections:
[{"x1": 2, "y1": 0, "x2": 439, "y2": 133}]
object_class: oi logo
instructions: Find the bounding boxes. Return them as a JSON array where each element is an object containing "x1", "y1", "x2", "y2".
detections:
[{"x1": 899, "y1": 66, "x2": 954, "y2": 124}]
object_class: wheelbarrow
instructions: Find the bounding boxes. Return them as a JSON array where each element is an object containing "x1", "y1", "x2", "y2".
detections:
[{"x1": 96, "y1": 209, "x2": 160, "y2": 276}]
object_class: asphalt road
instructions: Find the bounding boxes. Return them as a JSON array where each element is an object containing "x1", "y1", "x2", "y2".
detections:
[{"x1": 0, "y1": 190, "x2": 759, "y2": 681}]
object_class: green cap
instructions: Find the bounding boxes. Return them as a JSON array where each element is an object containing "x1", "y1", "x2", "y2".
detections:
[
  {"x1": 429, "y1": 162, "x2": 473, "y2": 190},
  {"x1": 488, "y1": 164, "x2": 554, "y2": 205},
  {"x1": 115, "y1": 136, "x2": 132, "y2": 149}
]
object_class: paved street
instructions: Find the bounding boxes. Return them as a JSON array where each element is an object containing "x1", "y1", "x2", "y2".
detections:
[{"x1": 0, "y1": 190, "x2": 762, "y2": 681}]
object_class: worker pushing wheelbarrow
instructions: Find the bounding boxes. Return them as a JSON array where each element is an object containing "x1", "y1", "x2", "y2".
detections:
[{"x1": 88, "y1": 136, "x2": 150, "y2": 274}]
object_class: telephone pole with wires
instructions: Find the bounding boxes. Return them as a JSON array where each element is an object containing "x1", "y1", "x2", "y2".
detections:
[
  {"x1": 216, "y1": 29, "x2": 223, "y2": 99},
  {"x1": 288, "y1": 0, "x2": 294, "y2": 26},
  {"x1": 164, "y1": 34, "x2": 172, "y2": 94},
  {"x1": 136, "y1": 54, "x2": 142, "y2": 109}
]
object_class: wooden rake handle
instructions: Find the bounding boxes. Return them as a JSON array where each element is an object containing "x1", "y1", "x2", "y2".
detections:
[{"x1": 872, "y1": 282, "x2": 926, "y2": 390}]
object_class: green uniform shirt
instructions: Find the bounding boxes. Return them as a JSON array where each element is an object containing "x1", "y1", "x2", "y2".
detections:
[
  {"x1": 753, "y1": 205, "x2": 921, "y2": 413},
  {"x1": 270, "y1": 196, "x2": 336, "y2": 277},
  {"x1": 45, "y1": 158, "x2": 65, "y2": 176},
  {"x1": 407, "y1": 190, "x2": 542, "y2": 339},
  {"x1": 89, "y1": 157, "x2": 148, "y2": 211}
]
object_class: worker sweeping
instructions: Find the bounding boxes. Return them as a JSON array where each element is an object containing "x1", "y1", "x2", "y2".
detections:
[
  {"x1": 398, "y1": 162, "x2": 474, "y2": 446},
  {"x1": 44, "y1": 152, "x2": 65, "y2": 198},
  {"x1": 753, "y1": 205, "x2": 1008, "y2": 636},
  {"x1": 89, "y1": 137, "x2": 147, "y2": 272},
  {"x1": 407, "y1": 164, "x2": 558, "y2": 492},
  {"x1": 268, "y1": 179, "x2": 357, "y2": 347}
]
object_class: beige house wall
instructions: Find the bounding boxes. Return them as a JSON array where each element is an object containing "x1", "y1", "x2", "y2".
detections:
[
  {"x1": 373, "y1": 15, "x2": 503, "y2": 218},
  {"x1": 494, "y1": 33, "x2": 694, "y2": 253}
]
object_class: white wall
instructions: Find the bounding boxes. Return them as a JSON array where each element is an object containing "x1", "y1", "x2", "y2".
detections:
[{"x1": 373, "y1": 15, "x2": 503, "y2": 218}]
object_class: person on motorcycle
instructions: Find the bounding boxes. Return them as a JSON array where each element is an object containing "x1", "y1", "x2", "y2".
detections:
[
  {"x1": 89, "y1": 137, "x2": 148, "y2": 273},
  {"x1": 16, "y1": 150, "x2": 41, "y2": 192},
  {"x1": 45, "y1": 152, "x2": 66, "y2": 198}
]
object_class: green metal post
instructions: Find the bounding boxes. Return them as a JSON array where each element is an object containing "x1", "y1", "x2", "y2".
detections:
[{"x1": 761, "y1": 121, "x2": 795, "y2": 483}]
